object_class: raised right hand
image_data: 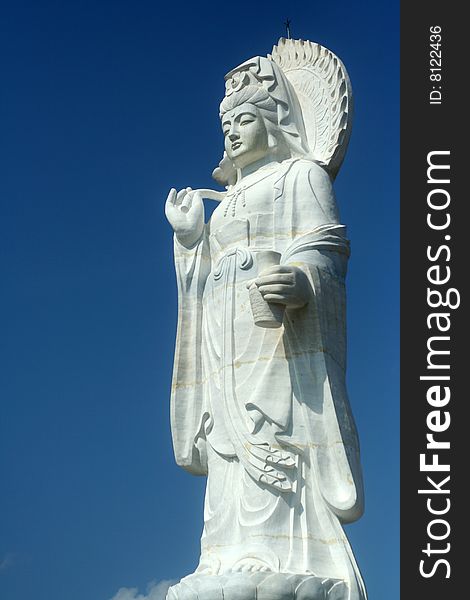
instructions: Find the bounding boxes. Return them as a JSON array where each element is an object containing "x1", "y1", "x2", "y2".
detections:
[{"x1": 165, "y1": 187, "x2": 204, "y2": 248}]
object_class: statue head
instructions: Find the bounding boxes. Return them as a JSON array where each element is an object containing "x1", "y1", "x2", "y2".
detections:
[
  {"x1": 213, "y1": 56, "x2": 309, "y2": 185},
  {"x1": 221, "y1": 95, "x2": 277, "y2": 171}
]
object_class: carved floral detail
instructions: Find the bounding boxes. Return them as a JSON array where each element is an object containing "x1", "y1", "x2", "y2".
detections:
[{"x1": 225, "y1": 70, "x2": 252, "y2": 96}]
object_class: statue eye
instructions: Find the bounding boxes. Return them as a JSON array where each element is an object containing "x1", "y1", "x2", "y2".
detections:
[{"x1": 240, "y1": 119, "x2": 253, "y2": 126}]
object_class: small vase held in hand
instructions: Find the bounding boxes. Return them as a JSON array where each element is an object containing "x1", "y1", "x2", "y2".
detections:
[{"x1": 248, "y1": 251, "x2": 285, "y2": 328}]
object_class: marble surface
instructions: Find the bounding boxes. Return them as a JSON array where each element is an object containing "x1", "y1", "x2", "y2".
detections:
[{"x1": 164, "y1": 38, "x2": 366, "y2": 600}]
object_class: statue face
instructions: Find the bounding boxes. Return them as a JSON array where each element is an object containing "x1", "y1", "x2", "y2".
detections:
[{"x1": 222, "y1": 103, "x2": 270, "y2": 169}]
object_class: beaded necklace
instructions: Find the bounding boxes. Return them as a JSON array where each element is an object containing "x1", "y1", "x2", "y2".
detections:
[{"x1": 222, "y1": 165, "x2": 279, "y2": 218}]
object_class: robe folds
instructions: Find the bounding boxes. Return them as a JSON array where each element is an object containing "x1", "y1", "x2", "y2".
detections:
[{"x1": 169, "y1": 158, "x2": 366, "y2": 600}]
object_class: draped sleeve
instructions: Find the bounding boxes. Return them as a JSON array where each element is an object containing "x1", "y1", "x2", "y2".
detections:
[
  {"x1": 274, "y1": 159, "x2": 365, "y2": 523},
  {"x1": 170, "y1": 230, "x2": 211, "y2": 475}
]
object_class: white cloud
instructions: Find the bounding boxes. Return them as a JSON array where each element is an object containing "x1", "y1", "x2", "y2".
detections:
[
  {"x1": 110, "y1": 579, "x2": 176, "y2": 600},
  {"x1": 0, "y1": 553, "x2": 15, "y2": 571}
]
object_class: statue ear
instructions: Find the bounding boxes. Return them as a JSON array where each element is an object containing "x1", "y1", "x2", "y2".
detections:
[
  {"x1": 212, "y1": 152, "x2": 237, "y2": 187},
  {"x1": 268, "y1": 133, "x2": 278, "y2": 151}
]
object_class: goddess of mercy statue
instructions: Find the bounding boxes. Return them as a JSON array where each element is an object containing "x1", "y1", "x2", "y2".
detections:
[{"x1": 164, "y1": 39, "x2": 367, "y2": 600}]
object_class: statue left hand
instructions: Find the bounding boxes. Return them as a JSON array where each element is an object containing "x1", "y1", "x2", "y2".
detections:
[{"x1": 255, "y1": 265, "x2": 311, "y2": 309}]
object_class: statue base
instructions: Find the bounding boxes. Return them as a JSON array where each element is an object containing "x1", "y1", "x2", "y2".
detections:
[{"x1": 167, "y1": 573, "x2": 348, "y2": 600}]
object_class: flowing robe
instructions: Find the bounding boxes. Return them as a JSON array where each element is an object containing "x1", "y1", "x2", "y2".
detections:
[{"x1": 170, "y1": 159, "x2": 366, "y2": 599}]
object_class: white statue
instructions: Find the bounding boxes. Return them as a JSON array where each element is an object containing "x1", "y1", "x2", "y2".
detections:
[{"x1": 165, "y1": 39, "x2": 367, "y2": 600}]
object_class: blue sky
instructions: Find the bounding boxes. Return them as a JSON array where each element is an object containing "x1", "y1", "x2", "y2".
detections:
[{"x1": 0, "y1": 1, "x2": 399, "y2": 599}]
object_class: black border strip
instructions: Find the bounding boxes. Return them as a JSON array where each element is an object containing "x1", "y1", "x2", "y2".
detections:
[{"x1": 400, "y1": 4, "x2": 465, "y2": 598}]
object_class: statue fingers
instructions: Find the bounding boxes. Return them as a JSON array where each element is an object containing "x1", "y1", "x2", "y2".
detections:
[
  {"x1": 276, "y1": 265, "x2": 297, "y2": 274},
  {"x1": 255, "y1": 273, "x2": 293, "y2": 287},
  {"x1": 244, "y1": 447, "x2": 290, "y2": 479},
  {"x1": 263, "y1": 466, "x2": 286, "y2": 481},
  {"x1": 261, "y1": 293, "x2": 288, "y2": 304},
  {"x1": 180, "y1": 187, "x2": 197, "y2": 213},
  {"x1": 165, "y1": 191, "x2": 180, "y2": 224},
  {"x1": 259, "y1": 265, "x2": 294, "y2": 277},
  {"x1": 273, "y1": 479, "x2": 293, "y2": 491},
  {"x1": 247, "y1": 445, "x2": 273, "y2": 469},
  {"x1": 258, "y1": 283, "x2": 291, "y2": 297},
  {"x1": 166, "y1": 188, "x2": 177, "y2": 206},
  {"x1": 187, "y1": 191, "x2": 204, "y2": 214},
  {"x1": 259, "y1": 472, "x2": 292, "y2": 492},
  {"x1": 241, "y1": 448, "x2": 294, "y2": 491},
  {"x1": 175, "y1": 187, "x2": 189, "y2": 206},
  {"x1": 259, "y1": 472, "x2": 283, "y2": 485},
  {"x1": 266, "y1": 452, "x2": 296, "y2": 469},
  {"x1": 249, "y1": 444, "x2": 281, "y2": 466},
  {"x1": 257, "y1": 265, "x2": 284, "y2": 277}
]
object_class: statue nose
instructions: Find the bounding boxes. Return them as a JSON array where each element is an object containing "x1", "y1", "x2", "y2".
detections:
[{"x1": 228, "y1": 131, "x2": 239, "y2": 141}]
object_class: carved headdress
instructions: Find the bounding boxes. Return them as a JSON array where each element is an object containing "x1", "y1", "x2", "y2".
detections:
[
  {"x1": 221, "y1": 55, "x2": 310, "y2": 159},
  {"x1": 214, "y1": 38, "x2": 353, "y2": 184}
]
